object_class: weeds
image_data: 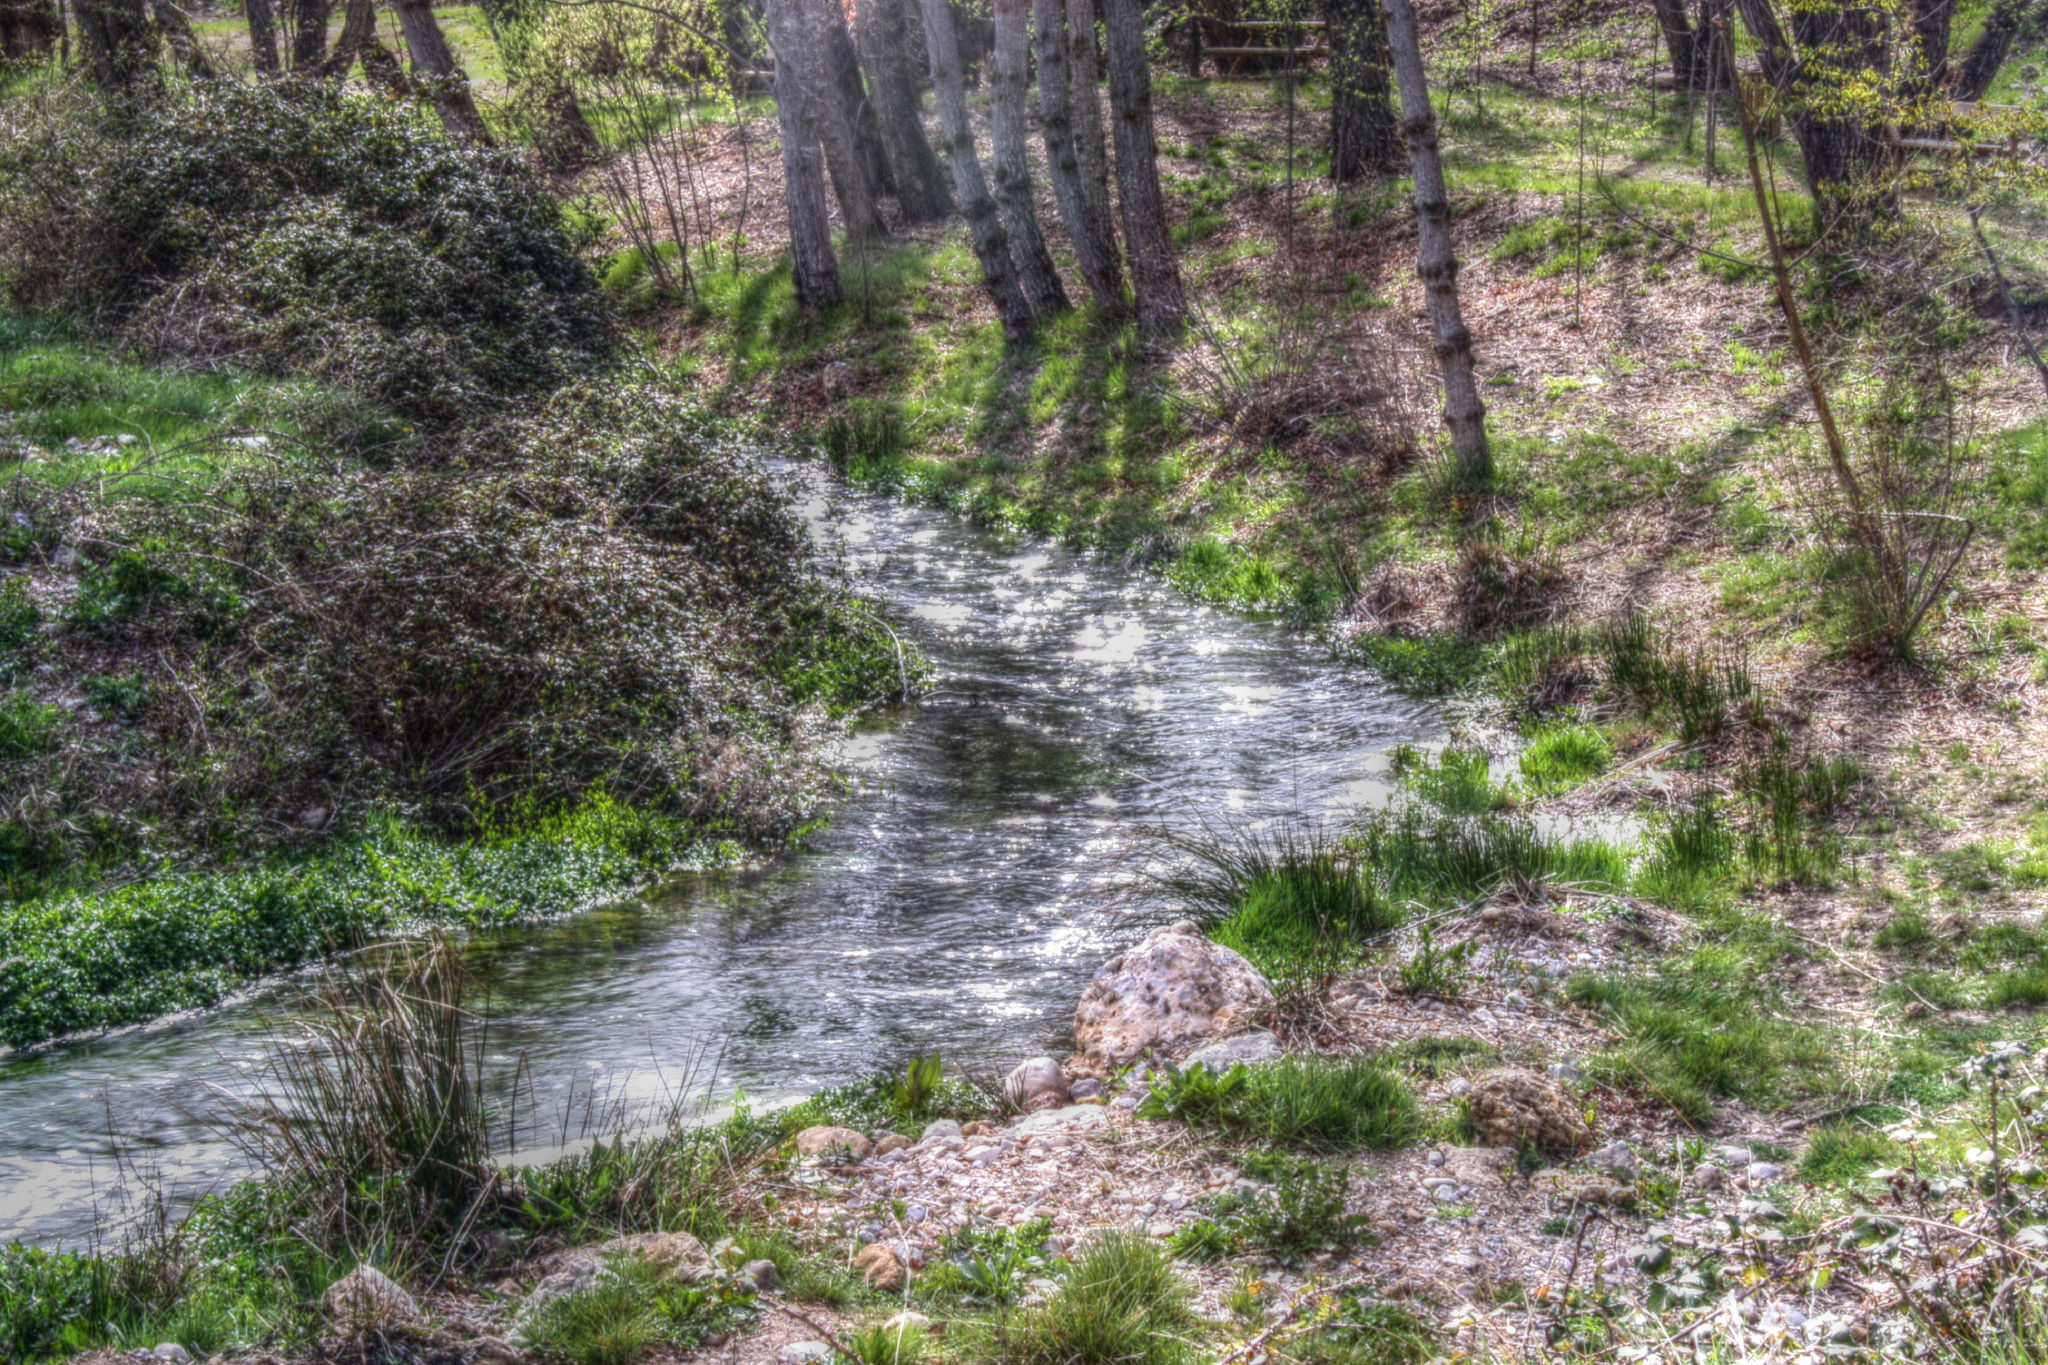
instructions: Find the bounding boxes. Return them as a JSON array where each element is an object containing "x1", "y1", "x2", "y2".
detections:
[
  {"x1": 520, "y1": 1254, "x2": 755, "y2": 1365},
  {"x1": 982, "y1": 1233, "x2": 1192, "y2": 1365},
  {"x1": 1141, "y1": 1056, "x2": 1415, "y2": 1152}
]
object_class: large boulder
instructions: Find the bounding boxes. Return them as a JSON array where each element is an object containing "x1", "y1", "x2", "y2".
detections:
[
  {"x1": 1465, "y1": 1068, "x2": 1591, "y2": 1150},
  {"x1": 325, "y1": 1265, "x2": 418, "y2": 1333},
  {"x1": 1003, "y1": 1056, "x2": 1072, "y2": 1112},
  {"x1": 1070, "y1": 921, "x2": 1273, "y2": 1074}
]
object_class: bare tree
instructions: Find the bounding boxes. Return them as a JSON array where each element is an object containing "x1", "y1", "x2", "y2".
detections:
[
  {"x1": 1327, "y1": 0, "x2": 1399, "y2": 181},
  {"x1": 149, "y1": 0, "x2": 210, "y2": 76},
  {"x1": 856, "y1": 0, "x2": 952, "y2": 221},
  {"x1": 1100, "y1": 0, "x2": 1184, "y2": 344},
  {"x1": 765, "y1": 0, "x2": 844, "y2": 306},
  {"x1": 777, "y1": 0, "x2": 887, "y2": 240},
  {"x1": 390, "y1": 0, "x2": 492, "y2": 140},
  {"x1": 991, "y1": 0, "x2": 1069, "y2": 315},
  {"x1": 824, "y1": 5, "x2": 896, "y2": 207},
  {"x1": 1383, "y1": 0, "x2": 1489, "y2": 482},
  {"x1": 1033, "y1": 0, "x2": 1125, "y2": 310},
  {"x1": 917, "y1": 0, "x2": 1036, "y2": 340}
]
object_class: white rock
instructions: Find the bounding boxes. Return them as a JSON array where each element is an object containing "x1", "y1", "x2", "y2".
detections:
[
  {"x1": 1010, "y1": 1104, "x2": 1114, "y2": 1137},
  {"x1": 150, "y1": 1346, "x2": 191, "y2": 1364},
  {"x1": 918, "y1": 1119, "x2": 963, "y2": 1144},
  {"x1": 778, "y1": 1343, "x2": 833, "y2": 1364},
  {"x1": 1747, "y1": 1162, "x2": 1784, "y2": 1183},
  {"x1": 325, "y1": 1265, "x2": 418, "y2": 1333},
  {"x1": 1070, "y1": 921, "x2": 1273, "y2": 1073},
  {"x1": 1180, "y1": 1029, "x2": 1285, "y2": 1072}
]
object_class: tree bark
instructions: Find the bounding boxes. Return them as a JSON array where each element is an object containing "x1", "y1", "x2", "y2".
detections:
[
  {"x1": 1328, "y1": 0, "x2": 1400, "y2": 181},
  {"x1": 991, "y1": 0, "x2": 1069, "y2": 315},
  {"x1": 149, "y1": 0, "x2": 210, "y2": 77},
  {"x1": 916, "y1": 0, "x2": 1036, "y2": 340},
  {"x1": 1382, "y1": 0, "x2": 1490, "y2": 483},
  {"x1": 1100, "y1": 0, "x2": 1184, "y2": 345},
  {"x1": 0, "y1": 0, "x2": 61, "y2": 60},
  {"x1": 1952, "y1": 0, "x2": 2034, "y2": 100},
  {"x1": 317, "y1": 0, "x2": 373, "y2": 77},
  {"x1": 1910, "y1": 0, "x2": 1952, "y2": 88},
  {"x1": 243, "y1": 0, "x2": 280, "y2": 72},
  {"x1": 765, "y1": 0, "x2": 843, "y2": 306},
  {"x1": 825, "y1": 4, "x2": 896, "y2": 201},
  {"x1": 1732, "y1": 0, "x2": 1889, "y2": 230},
  {"x1": 781, "y1": 0, "x2": 887, "y2": 239},
  {"x1": 1066, "y1": 0, "x2": 1116, "y2": 265},
  {"x1": 290, "y1": 0, "x2": 327, "y2": 71},
  {"x1": 1033, "y1": 0, "x2": 1125, "y2": 310},
  {"x1": 1650, "y1": 0, "x2": 1698, "y2": 82},
  {"x1": 75, "y1": 0, "x2": 155, "y2": 88},
  {"x1": 856, "y1": 0, "x2": 951, "y2": 220},
  {"x1": 392, "y1": 0, "x2": 493, "y2": 141}
]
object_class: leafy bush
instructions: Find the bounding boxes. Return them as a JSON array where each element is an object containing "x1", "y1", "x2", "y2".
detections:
[
  {"x1": 0, "y1": 1244, "x2": 105, "y2": 1365},
  {"x1": 0, "y1": 83, "x2": 612, "y2": 424},
  {"x1": 1138, "y1": 1061, "x2": 1250, "y2": 1126}
]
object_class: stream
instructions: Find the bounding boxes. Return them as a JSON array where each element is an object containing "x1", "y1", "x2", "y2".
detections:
[{"x1": 0, "y1": 460, "x2": 1438, "y2": 1250}]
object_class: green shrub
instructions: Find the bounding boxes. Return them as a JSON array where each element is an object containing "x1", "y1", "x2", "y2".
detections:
[
  {"x1": 985, "y1": 1233, "x2": 1191, "y2": 1365},
  {"x1": 0, "y1": 576, "x2": 35, "y2": 682},
  {"x1": 1203, "y1": 1153, "x2": 1370, "y2": 1261},
  {"x1": 1295, "y1": 1302, "x2": 1436, "y2": 1365},
  {"x1": 1799, "y1": 1124, "x2": 1900, "y2": 1184},
  {"x1": 1518, "y1": 722, "x2": 1614, "y2": 794},
  {"x1": 0, "y1": 691, "x2": 61, "y2": 760},
  {"x1": 0, "y1": 84, "x2": 613, "y2": 425},
  {"x1": 0, "y1": 1244, "x2": 106, "y2": 1365},
  {"x1": 520, "y1": 1254, "x2": 753, "y2": 1365},
  {"x1": 1232, "y1": 1056, "x2": 1417, "y2": 1152}
]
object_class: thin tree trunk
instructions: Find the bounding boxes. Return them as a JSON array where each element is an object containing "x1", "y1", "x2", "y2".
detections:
[
  {"x1": 1328, "y1": 0, "x2": 1400, "y2": 180},
  {"x1": 1382, "y1": 0, "x2": 1490, "y2": 482},
  {"x1": 992, "y1": 0, "x2": 1069, "y2": 315},
  {"x1": 1650, "y1": 0, "x2": 1697, "y2": 82},
  {"x1": 856, "y1": 0, "x2": 951, "y2": 220},
  {"x1": 317, "y1": 0, "x2": 371, "y2": 76},
  {"x1": 392, "y1": 0, "x2": 492, "y2": 141},
  {"x1": 1066, "y1": 0, "x2": 1116, "y2": 266},
  {"x1": 244, "y1": 0, "x2": 279, "y2": 72},
  {"x1": 1033, "y1": 0, "x2": 1124, "y2": 309},
  {"x1": 916, "y1": 0, "x2": 1036, "y2": 340},
  {"x1": 1952, "y1": 0, "x2": 2034, "y2": 100},
  {"x1": 765, "y1": 0, "x2": 843, "y2": 306},
  {"x1": 1100, "y1": 0, "x2": 1184, "y2": 345},
  {"x1": 290, "y1": 0, "x2": 325, "y2": 71}
]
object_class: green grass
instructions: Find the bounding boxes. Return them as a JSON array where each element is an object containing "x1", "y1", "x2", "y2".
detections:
[
  {"x1": 980, "y1": 1233, "x2": 1193, "y2": 1365},
  {"x1": 1798, "y1": 1123, "x2": 1901, "y2": 1184},
  {"x1": 1229, "y1": 1055, "x2": 1419, "y2": 1152},
  {"x1": 0, "y1": 795, "x2": 734, "y2": 1049},
  {"x1": 519, "y1": 1254, "x2": 754, "y2": 1365},
  {"x1": 1518, "y1": 721, "x2": 1615, "y2": 795}
]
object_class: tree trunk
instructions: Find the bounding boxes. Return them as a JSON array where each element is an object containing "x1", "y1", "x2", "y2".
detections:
[
  {"x1": 1732, "y1": 0, "x2": 1889, "y2": 230},
  {"x1": 317, "y1": 0, "x2": 372, "y2": 77},
  {"x1": 1100, "y1": 0, "x2": 1184, "y2": 345},
  {"x1": 765, "y1": 0, "x2": 843, "y2": 306},
  {"x1": 1382, "y1": 0, "x2": 1490, "y2": 483},
  {"x1": 1952, "y1": 0, "x2": 2034, "y2": 100},
  {"x1": 1327, "y1": 0, "x2": 1400, "y2": 180},
  {"x1": 916, "y1": 0, "x2": 1036, "y2": 340},
  {"x1": 243, "y1": 0, "x2": 280, "y2": 72},
  {"x1": 781, "y1": 0, "x2": 887, "y2": 239},
  {"x1": 1910, "y1": 0, "x2": 1951, "y2": 88},
  {"x1": 1650, "y1": 0, "x2": 1698, "y2": 82},
  {"x1": 392, "y1": 0, "x2": 493, "y2": 142},
  {"x1": 0, "y1": 0, "x2": 61, "y2": 60},
  {"x1": 1033, "y1": 0, "x2": 1125, "y2": 309},
  {"x1": 825, "y1": 3, "x2": 896, "y2": 201},
  {"x1": 991, "y1": 0, "x2": 1069, "y2": 315},
  {"x1": 1066, "y1": 0, "x2": 1116, "y2": 265},
  {"x1": 149, "y1": 0, "x2": 210, "y2": 76},
  {"x1": 75, "y1": 0, "x2": 154, "y2": 88},
  {"x1": 290, "y1": 0, "x2": 326, "y2": 71},
  {"x1": 856, "y1": 0, "x2": 951, "y2": 220}
]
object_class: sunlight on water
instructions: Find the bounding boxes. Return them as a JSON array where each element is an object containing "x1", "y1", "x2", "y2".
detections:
[{"x1": 0, "y1": 459, "x2": 1436, "y2": 1248}]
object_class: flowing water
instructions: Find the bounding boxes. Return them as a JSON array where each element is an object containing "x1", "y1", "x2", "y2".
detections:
[{"x1": 0, "y1": 461, "x2": 1437, "y2": 1249}]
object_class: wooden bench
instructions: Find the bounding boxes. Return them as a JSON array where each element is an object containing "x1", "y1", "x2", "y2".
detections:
[{"x1": 1201, "y1": 19, "x2": 1326, "y2": 77}]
